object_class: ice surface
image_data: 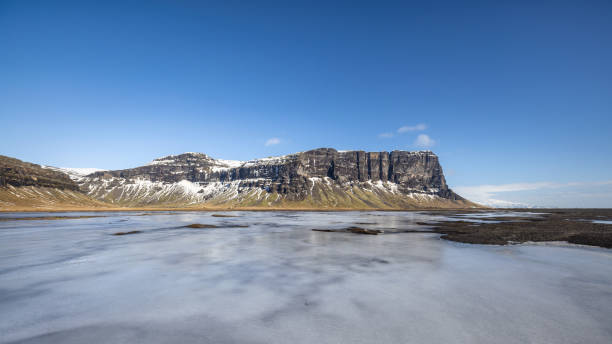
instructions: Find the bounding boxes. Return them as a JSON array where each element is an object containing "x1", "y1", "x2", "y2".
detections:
[
  {"x1": 455, "y1": 211, "x2": 545, "y2": 218},
  {"x1": 0, "y1": 211, "x2": 611, "y2": 344},
  {"x1": 593, "y1": 220, "x2": 612, "y2": 224}
]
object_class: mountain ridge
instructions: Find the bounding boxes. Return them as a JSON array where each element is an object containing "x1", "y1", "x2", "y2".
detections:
[
  {"x1": 1, "y1": 149, "x2": 481, "y2": 210},
  {"x1": 75, "y1": 148, "x2": 476, "y2": 208}
]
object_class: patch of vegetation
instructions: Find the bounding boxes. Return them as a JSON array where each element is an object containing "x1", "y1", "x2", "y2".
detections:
[
  {"x1": 112, "y1": 230, "x2": 142, "y2": 236},
  {"x1": 184, "y1": 223, "x2": 219, "y2": 229},
  {"x1": 312, "y1": 226, "x2": 384, "y2": 235},
  {"x1": 425, "y1": 209, "x2": 612, "y2": 248}
]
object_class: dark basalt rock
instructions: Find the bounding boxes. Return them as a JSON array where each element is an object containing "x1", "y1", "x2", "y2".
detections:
[
  {"x1": 89, "y1": 152, "x2": 218, "y2": 183},
  {"x1": 312, "y1": 227, "x2": 384, "y2": 235}
]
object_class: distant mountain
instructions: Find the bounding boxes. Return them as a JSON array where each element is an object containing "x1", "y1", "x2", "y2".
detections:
[
  {"x1": 0, "y1": 149, "x2": 480, "y2": 210},
  {"x1": 0, "y1": 155, "x2": 79, "y2": 190},
  {"x1": 70, "y1": 148, "x2": 478, "y2": 209},
  {"x1": 0, "y1": 155, "x2": 108, "y2": 210}
]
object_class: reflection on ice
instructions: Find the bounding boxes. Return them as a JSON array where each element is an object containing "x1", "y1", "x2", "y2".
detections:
[
  {"x1": 455, "y1": 211, "x2": 545, "y2": 218},
  {"x1": 593, "y1": 220, "x2": 612, "y2": 225},
  {"x1": 0, "y1": 211, "x2": 611, "y2": 344},
  {"x1": 450, "y1": 211, "x2": 546, "y2": 223}
]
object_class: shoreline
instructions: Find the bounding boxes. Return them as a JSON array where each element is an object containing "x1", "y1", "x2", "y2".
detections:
[
  {"x1": 0, "y1": 206, "x2": 491, "y2": 213},
  {"x1": 4, "y1": 207, "x2": 610, "y2": 213},
  {"x1": 421, "y1": 209, "x2": 612, "y2": 249},
  {"x1": 2, "y1": 207, "x2": 610, "y2": 249}
]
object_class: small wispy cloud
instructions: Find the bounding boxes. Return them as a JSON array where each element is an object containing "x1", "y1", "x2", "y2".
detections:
[
  {"x1": 378, "y1": 132, "x2": 394, "y2": 139},
  {"x1": 378, "y1": 123, "x2": 427, "y2": 139},
  {"x1": 414, "y1": 134, "x2": 435, "y2": 148},
  {"x1": 265, "y1": 138, "x2": 281, "y2": 146},
  {"x1": 454, "y1": 181, "x2": 612, "y2": 208},
  {"x1": 397, "y1": 123, "x2": 427, "y2": 133},
  {"x1": 454, "y1": 182, "x2": 556, "y2": 202}
]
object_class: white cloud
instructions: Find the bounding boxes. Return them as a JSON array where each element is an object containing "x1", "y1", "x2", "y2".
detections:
[
  {"x1": 414, "y1": 134, "x2": 435, "y2": 148},
  {"x1": 378, "y1": 123, "x2": 428, "y2": 139},
  {"x1": 454, "y1": 181, "x2": 612, "y2": 208},
  {"x1": 265, "y1": 138, "x2": 281, "y2": 146},
  {"x1": 397, "y1": 123, "x2": 427, "y2": 133},
  {"x1": 478, "y1": 199, "x2": 531, "y2": 208},
  {"x1": 454, "y1": 182, "x2": 553, "y2": 207},
  {"x1": 378, "y1": 132, "x2": 394, "y2": 138}
]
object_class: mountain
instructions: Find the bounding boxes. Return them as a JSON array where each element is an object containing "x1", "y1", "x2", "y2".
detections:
[
  {"x1": 1, "y1": 155, "x2": 79, "y2": 190},
  {"x1": 69, "y1": 148, "x2": 477, "y2": 209},
  {"x1": 0, "y1": 149, "x2": 479, "y2": 210},
  {"x1": 0, "y1": 155, "x2": 109, "y2": 210}
]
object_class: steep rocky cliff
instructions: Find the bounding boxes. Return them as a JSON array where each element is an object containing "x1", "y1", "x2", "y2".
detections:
[{"x1": 76, "y1": 148, "x2": 473, "y2": 208}]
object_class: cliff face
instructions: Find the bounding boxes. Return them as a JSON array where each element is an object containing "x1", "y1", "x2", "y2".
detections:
[
  {"x1": 0, "y1": 155, "x2": 79, "y2": 191},
  {"x1": 219, "y1": 149, "x2": 459, "y2": 200},
  {"x1": 80, "y1": 148, "x2": 468, "y2": 208}
]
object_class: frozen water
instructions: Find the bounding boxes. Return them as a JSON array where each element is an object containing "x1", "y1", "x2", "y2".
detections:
[
  {"x1": 0, "y1": 211, "x2": 611, "y2": 344},
  {"x1": 455, "y1": 211, "x2": 546, "y2": 218},
  {"x1": 593, "y1": 220, "x2": 612, "y2": 224},
  {"x1": 449, "y1": 211, "x2": 547, "y2": 223}
]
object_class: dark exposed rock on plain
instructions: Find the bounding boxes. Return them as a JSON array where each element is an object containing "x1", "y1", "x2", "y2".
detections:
[
  {"x1": 310, "y1": 210, "x2": 612, "y2": 248},
  {"x1": 0, "y1": 155, "x2": 79, "y2": 190},
  {"x1": 426, "y1": 209, "x2": 612, "y2": 248},
  {"x1": 347, "y1": 227, "x2": 384, "y2": 235},
  {"x1": 184, "y1": 224, "x2": 219, "y2": 229},
  {"x1": 312, "y1": 226, "x2": 384, "y2": 235},
  {"x1": 112, "y1": 230, "x2": 142, "y2": 236}
]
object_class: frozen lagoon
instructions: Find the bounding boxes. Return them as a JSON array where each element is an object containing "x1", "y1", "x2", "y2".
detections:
[{"x1": 1, "y1": 211, "x2": 611, "y2": 344}]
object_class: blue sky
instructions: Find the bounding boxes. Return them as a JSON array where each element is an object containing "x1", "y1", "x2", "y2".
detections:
[{"x1": 1, "y1": 1, "x2": 611, "y2": 207}]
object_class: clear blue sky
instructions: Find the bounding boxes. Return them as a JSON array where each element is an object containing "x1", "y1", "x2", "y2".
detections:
[{"x1": 1, "y1": 1, "x2": 611, "y2": 207}]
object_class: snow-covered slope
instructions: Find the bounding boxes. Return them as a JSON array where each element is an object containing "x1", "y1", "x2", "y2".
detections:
[
  {"x1": 44, "y1": 166, "x2": 106, "y2": 178},
  {"x1": 76, "y1": 176, "x2": 471, "y2": 208}
]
